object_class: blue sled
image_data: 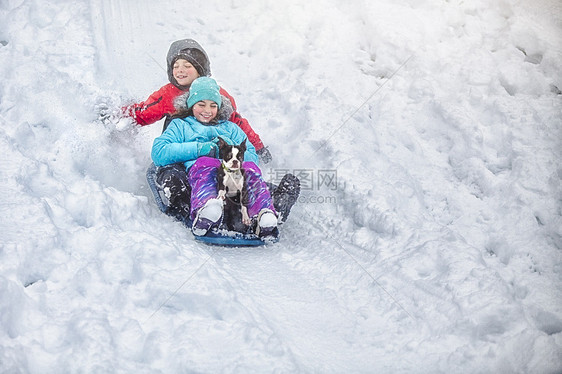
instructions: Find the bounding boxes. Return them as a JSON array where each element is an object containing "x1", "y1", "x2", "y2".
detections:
[
  {"x1": 194, "y1": 229, "x2": 273, "y2": 247},
  {"x1": 147, "y1": 163, "x2": 277, "y2": 247}
]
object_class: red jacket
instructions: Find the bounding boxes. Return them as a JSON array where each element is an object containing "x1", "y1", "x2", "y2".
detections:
[{"x1": 125, "y1": 83, "x2": 264, "y2": 150}]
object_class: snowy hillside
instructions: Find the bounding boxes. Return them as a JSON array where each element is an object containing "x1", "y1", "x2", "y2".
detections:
[{"x1": 1, "y1": 0, "x2": 561, "y2": 372}]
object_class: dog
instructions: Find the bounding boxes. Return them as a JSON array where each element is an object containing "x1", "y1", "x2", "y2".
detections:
[{"x1": 216, "y1": 137, "x2": 251, "y2": 227}]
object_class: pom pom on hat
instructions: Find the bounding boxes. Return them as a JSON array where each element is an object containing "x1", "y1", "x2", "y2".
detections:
[{"x1": 187, "y1": 77, "x2": 222, "y2": 109}]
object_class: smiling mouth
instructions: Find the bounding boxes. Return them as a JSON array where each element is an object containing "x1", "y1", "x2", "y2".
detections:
[{"x1": 198, "y1": 114, "x2": 213, "y2": 121}]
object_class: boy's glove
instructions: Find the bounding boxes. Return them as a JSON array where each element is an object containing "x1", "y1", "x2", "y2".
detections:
[
  {"x1": 95, "y1": 100, "x2": 122, "y2": 125},
  {"x1": 197, "y1": 141, "x2": 219, "y2": 157},
  {"x1": 95, "y1": 102, "x2": 113, "y2": 124},
  {"x1": 257, "y1": 146, "x2": 272, "y2": 164}
]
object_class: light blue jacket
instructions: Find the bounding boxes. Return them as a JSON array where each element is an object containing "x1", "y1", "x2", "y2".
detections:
[{"x1": 151, "y1": 116, "x2": 258, "y2": 170}]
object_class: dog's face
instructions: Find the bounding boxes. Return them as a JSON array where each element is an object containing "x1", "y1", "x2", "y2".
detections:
[{"x1": 218, "y1": 137, "x2": 246, "y2": 170}]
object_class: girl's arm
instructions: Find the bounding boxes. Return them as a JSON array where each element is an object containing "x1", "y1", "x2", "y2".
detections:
[{"x1": 151, "y1": 120, "x2": 199, "y2": 166}]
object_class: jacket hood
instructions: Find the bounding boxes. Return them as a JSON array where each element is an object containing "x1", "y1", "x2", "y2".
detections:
[{"x1": 166, "y1": 39, "x2": 211, "y2": 89}]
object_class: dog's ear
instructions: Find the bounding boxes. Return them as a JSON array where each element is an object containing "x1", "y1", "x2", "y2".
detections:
[
  {"x1": 239, "y1": 139, "x2": 246, "y2": 153},
  {"x1": 218, "y1": 137, "x2": 227, "y2": 149}
]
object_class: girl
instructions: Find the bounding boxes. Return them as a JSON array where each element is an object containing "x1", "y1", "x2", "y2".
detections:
[{"x1": 151, "y1": 77, "x2": 278, "y2": 240}]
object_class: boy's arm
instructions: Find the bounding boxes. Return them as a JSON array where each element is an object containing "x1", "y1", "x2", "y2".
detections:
[
  {"x1": 219, "y1": 87, "x2": 265, "y2": 151},
  {"x1": 124, "y1": 84, "x2": 179, "y2": 126}
]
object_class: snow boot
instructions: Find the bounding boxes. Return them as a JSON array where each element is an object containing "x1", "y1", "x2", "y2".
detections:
[
  {"x1": 192, "y1": 198, "x2": 223, "y2": 236},
  {"x1": 255, "y1": 209, "x2": 279, "y2": 242},
  {"x1": 272, "y1": 173, "x2": 300, "y2": 223},
  {"x1": 156, "y1": 163, "x2": 191, "y2": 221}
]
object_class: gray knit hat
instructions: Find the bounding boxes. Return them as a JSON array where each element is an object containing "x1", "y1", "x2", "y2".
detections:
[{"x1": 166, "y1": 39, "x2": 211, "y2": 89}]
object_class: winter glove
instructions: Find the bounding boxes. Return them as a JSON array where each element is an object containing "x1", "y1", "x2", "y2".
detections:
[
  {"x1": 197, "y1": 141, "x2": 219, "y2": 158},
  {"x1": 257, "y1": 146, "x2": 273, "y2": 164},
  {"x1": 95, "y1": 102, "x2": 112, "y2": 123},
  {"x1": 95, "y1": 100, "x2": 123, "y2": 125}
]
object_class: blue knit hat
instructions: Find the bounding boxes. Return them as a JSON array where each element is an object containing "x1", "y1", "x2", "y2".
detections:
[{"x1": 186, "y1": 77, "x2": 222, "y2": 109}]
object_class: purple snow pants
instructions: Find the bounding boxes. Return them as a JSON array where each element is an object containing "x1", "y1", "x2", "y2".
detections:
[{"x1": 188, "y1": 157, "x2": 276, "y2": 220}]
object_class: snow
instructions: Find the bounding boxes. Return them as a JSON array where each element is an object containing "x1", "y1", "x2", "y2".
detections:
[{"x1": 0, "y1": 0, "x2": 561, "y2": 372}]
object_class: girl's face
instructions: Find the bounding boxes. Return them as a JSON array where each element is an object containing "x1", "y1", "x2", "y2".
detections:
[
  {"x1": 173, "y1": 59, "x2": 199, "y2": 86},
  {"x1": 192, "y1": 100, "x2": 218, "y2": 123}
]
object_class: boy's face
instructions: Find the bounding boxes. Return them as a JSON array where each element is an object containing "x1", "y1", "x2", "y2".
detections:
[
  {"x1": 173, "y1": 59, "x2": 199, "y2": 86},
  {"x1": 192, "y1": 100, "x2": 218, "y2": 123}
]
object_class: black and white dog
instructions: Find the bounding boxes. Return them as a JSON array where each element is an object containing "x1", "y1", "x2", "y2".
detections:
[{"x1": 216, "y1": 137, "x2": 251, "y2": 227}]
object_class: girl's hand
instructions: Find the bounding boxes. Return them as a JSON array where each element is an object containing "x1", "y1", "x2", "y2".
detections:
[{"x1": 197, "y1": 141, "x2": 218, "y2": 157}]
